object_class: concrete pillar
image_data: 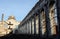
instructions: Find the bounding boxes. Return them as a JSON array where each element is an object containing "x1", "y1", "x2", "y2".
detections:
[
  {"x1": 39, "y1": 10, "x2": 47, "y2": 37},
  {"x1": 28, "y1": 21, "x2": 30, "y2": 34},
  {"x1": 44, "y1": 2, "x2": 51, "y2": 37},
  {"x1": 31, "y1": 19, "x2": 32, "y2": 34},
  {"x1": 24, "y1": 24, "x2": 27, "y2": 33},
  {"x1": 36, "y1": 15, "x2": 39, "y2": 34},
  {"x1": 34, "y1": 15, "x2": 36, "y2": 34},
  {"x1": 38, "y1": 11, "x2": 42, "y2": 36},
  {"x1": 27, "y1": 21, "x2": 31, "y2": 34},
  {"x1": 31, "y1": 18, "x2": 34, "y2": 34},
  {"x1": 36, "y1": 10, "x2": 42, "y2": 36},
  {"x1": 27, "y1": 22, "x2": 28, "y2": 34},
  {"x1": 56, "y1": 0, "x2": 60, "y2": 38},
  {"x1": 26, "y1": 23, "x2": 27, "y2": 33},
  {"x1": 29, "y1": 20, "x2": 31, "y2": 34},
  {"x1": 49, "y1": 4, "x2": 57, "y2": 35},
  {"x1": 25, "y1": 23, "x2": 27, "y2": 33}
]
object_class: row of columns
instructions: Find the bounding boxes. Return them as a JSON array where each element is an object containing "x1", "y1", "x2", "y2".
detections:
[
  {"x1": 19, "y1": 0, "x2": 60, "y2": 39},
  {"x1": 20, "y1": 4, "x2": 56, "y2": 35}
]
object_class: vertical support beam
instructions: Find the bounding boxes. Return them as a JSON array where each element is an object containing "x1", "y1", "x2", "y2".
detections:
[
  {"x1": 26, "y1": 23, "x2": 27, "y2": 33},
  {"x1": 27, "y1": 22, "x2": 28, "y2": 34},
  {"x1": 31, "y1": 19, "x2": 32, "y2": 34},
  {"x1": 38, "y1": 11, "x2": 42, "y2": 36},
  {"x1": 44, "y1": 2, "x2": 50, "y2": 38},
  {"x1": 56, "y1": 0, "x2": 60, "y2": 38},
  {"x1": 36, "y1": 15, "x2": 39, "y2": 34},
  {"x1": 31, "y1": 18, "x2": 34, "y2": 34},
  {"x1": 29, "y1": 20, "x2": 31, "y2": 34},
  {"x1": 34, "y1": 15, "x2": 36, "y2": 34},
  {"x1": 38, "y1": 13, "x2": 40, "y2": 34},
  {"x1": 36, "y1": 10, "x2": 42, "y2": 35},
  {"x1": 28, "y1": 22, "x2": 30, "y2": 34},
  {"x1": 28, "y1": 21, "x2": 31, "y2": 34},
  {"x1": 36, "y1": 10, "x2": 42, "y2": 39}
]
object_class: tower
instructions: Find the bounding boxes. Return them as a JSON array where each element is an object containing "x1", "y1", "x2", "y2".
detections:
[{"x1": 1, "y1": 13, "x2": 4, "y2": 25}]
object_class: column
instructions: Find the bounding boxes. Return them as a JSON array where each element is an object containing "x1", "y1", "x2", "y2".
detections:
[
  {"x1": 36, "y1": 14, "x2": 39, "y2": 34},
  {"x1": 40, "y1": 10, "x2": 47, "y2": 36},
  {"x1": 28, "y1": 22, "x2": 29, "y2": 33},
  {"x1": 44, "y1": 3, "x2": 51, "y2": 36},
  {"x1": 37, "y1": 10, "x2": 42, "y2": 36},
  {"x1": 27, "y1": 22, "x2": 28, "y2": 34},
  {"x1": 38, "y1": 11, "x2": 42, "y2": 36},
  {"x1": 31, "y1": 19, "x2": 32, "y2": 34},
  {"x1": 49, "y1": 4, "x2": 57, "y2": 35},
  {"x1": 32, "y1": 18, "x2": 34, "y2": 34},
  {"x1": 25, "y1": 23, "x2": 27, "y2": 33},
  {"x1": 56, "y1": 0, "x2": 60, "y2": 38},
  {"x1": 29, "y1": 20, "x2": 31, "y2": 34},
  {"x1": 34, "y1": 15, "x2": 36, "y2": 34},
  {"x1": 25, "y1": 24, "x2": 27, "y2": 33},
  {"x1": 28, "y1": 21, "x2": 30, "y2": 34}
]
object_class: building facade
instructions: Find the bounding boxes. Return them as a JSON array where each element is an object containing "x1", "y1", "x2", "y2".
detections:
[
  {"x1": 18, "y1": 0, "x2": 60, "y2": 39},
  {"x1": 0, "y1": 14, "x2": 20, "y2": 37}
]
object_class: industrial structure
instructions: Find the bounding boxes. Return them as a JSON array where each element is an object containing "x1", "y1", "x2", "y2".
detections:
[{"x1": 18, "y1": 0, "x2": 60, "y2": 39}]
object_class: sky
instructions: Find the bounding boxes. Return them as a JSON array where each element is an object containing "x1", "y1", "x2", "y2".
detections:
[{"x1": 0, "y1": 0, "x2": 38, "y2": 21}]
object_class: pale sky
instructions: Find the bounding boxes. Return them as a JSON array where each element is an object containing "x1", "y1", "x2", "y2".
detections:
[{"x1": 0, "y1": 0, "x2": 38, "y2": 21}]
